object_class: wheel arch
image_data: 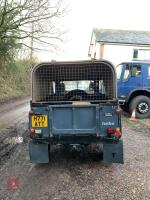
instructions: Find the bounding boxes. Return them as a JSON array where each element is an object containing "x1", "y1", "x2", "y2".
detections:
[{"x1": 127, "y1": 89, "x2": 150, "y2": 105}]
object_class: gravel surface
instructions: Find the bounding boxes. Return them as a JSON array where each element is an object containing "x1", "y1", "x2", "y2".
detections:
[{"x1": 0, "y1": 115, "x2": 150, "y2": 200}]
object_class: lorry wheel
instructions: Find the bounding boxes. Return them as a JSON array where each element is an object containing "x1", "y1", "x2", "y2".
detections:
[{"x1": 129, "y1": 95, "x2": 150, "y2": 119}]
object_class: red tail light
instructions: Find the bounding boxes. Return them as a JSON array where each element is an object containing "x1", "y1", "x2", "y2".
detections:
[
  {"x1": 29, "y1": 128, "x2": 35, "y2": 138},
  {"x1": 107, "y1": 127, "x2": 115, "y2": 135},
  {"x1": 115, "y1": 128, "x2": 121, "y2": 138}
]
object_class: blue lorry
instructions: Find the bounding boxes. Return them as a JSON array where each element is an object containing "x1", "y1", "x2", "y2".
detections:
[
  {"x1": 117, "y1": 61, "x2": 150, "y2": 119},
  {"x1": 28, "y1": 60, "x2": 123, "y2": 164}
]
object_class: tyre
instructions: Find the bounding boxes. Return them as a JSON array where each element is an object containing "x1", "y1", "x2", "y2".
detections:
[{"x1": 129, "y1": 95, "x2": 150, "y2": 119}]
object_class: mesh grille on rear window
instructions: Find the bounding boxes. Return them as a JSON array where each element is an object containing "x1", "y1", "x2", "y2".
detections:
[{"x1": 32, "y1": 61, "x2": 115, "y2": 103}]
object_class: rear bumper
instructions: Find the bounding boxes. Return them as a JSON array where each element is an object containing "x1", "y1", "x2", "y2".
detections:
[
  {"x1": 30, "y1": 135, "x2": 120, "y2": 145},
  {"x1": 29, "y1": 138, "x2": 123, "y2": 164}
]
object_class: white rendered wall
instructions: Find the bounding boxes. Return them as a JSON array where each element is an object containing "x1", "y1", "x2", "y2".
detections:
[{"x1": 98, "y1": 44, "x2": 150, "y2": 66}]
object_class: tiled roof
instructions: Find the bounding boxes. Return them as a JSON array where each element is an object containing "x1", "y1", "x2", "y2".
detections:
[{"x1": 93, "y1": 28, "x2": 150, "y2": 45}]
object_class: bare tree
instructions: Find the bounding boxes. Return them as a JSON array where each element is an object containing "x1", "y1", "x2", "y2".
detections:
[{"x1": 0, "y1": 0, "x2": 67, "y2": 57}]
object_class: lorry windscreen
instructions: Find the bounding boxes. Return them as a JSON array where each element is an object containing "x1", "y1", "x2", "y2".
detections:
[{"x1": 116, "y1": 64, "x2": 123, "y2": 80}]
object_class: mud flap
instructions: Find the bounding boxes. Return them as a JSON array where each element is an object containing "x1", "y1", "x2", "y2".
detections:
[
  {"x1": 103, "y1": 140, "x2": 123, "y2": 164},
  {"x1": 29, "y1": 141, "x2": 49, "y2": 163}
]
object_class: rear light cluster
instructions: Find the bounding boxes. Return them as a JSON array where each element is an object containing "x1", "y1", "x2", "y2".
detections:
[
  {"x1": 106, "y1": 108, "x2": 121, "y2": 138},
  {"x1": 107, "y1": 127, "x2": 121, "y2": 138}
]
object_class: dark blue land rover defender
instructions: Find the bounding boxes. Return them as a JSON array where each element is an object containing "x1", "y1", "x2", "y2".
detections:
[{"x1": 28, "y1": 60, "x2": 123, "y2": 164}]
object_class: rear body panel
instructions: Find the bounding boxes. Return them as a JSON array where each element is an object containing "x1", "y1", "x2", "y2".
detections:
[{"x1": 29, "y1": 102, "x2": 120, "y2": 140}]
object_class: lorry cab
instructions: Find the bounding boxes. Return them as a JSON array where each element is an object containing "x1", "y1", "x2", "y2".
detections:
[{"x1": 116, "y1": 61, "x2": 150, "y2": 118}]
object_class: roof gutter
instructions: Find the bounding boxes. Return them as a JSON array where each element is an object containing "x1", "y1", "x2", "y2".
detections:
[{"x1": 96, "y1": 41, "x2": 150, "y2": 47}]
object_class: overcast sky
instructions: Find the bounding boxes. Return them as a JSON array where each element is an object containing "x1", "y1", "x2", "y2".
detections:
[{"x1": 37, "y1": 0, "x2": 150, "y2": 61}]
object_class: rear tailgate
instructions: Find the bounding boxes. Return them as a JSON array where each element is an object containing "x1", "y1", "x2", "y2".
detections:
[
  {"x1": 49, "y1": 105, "x2": 97, "y2": 135},
  {"x1": 49, "y1": 104, "x2": 120, "y2": 136}
]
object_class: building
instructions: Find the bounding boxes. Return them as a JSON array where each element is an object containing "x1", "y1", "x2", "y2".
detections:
[{"x1": 88, "y1": 29, "x2": 150, "y2": 65}]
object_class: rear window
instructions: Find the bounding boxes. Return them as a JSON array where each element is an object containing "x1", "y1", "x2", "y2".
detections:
[
  {"x1": 32, "y1": 62, "x2": 116, "y2": 102},
  {"x1": 60, "y1": 80, "x2": 105, "y2": 94}
]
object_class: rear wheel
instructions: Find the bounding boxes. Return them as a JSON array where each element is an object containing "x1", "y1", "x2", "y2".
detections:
[{"x1": 129, "y1": 95, "x2": 150, "y2": 119}]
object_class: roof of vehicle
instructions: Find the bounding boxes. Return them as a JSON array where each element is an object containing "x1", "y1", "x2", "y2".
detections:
[
  {"x1": 32, "y1": 59, "x2": 117, "y2": 102},
  {"x1": 32, "y1": 59, "x2": 115, "y2": 73},
  {"x1": 118, "y1": 61, "x2": 150, "y2": 65}
]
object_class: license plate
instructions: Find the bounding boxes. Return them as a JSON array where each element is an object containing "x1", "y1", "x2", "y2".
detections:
[{"x1": 31, "y1": 115, "x2": 48, "y2": 127}]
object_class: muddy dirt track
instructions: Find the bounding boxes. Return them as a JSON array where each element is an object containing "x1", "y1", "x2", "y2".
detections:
[
  {"x1": 0, "y1": 103, "x2": 150, "y2": 199},
  {"x1": 0, "y1": 97, "x2": 30, "y2": 129}
]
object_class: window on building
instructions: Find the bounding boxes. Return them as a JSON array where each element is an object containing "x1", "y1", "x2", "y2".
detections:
[
  {"x1": 133, "y1": 49, "x2": 138, "y2": 59},
  {"x1": 133, "y1": 49, "x2": 150, "y2": 60}
]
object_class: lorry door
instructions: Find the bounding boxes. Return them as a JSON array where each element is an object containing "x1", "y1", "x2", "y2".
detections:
[
  {"x1": 142, "y1": 63, "x2": 150, "y2": 90},
  {"x1": 117, "y1": 63, "x2": 143, "y2": 98}
]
